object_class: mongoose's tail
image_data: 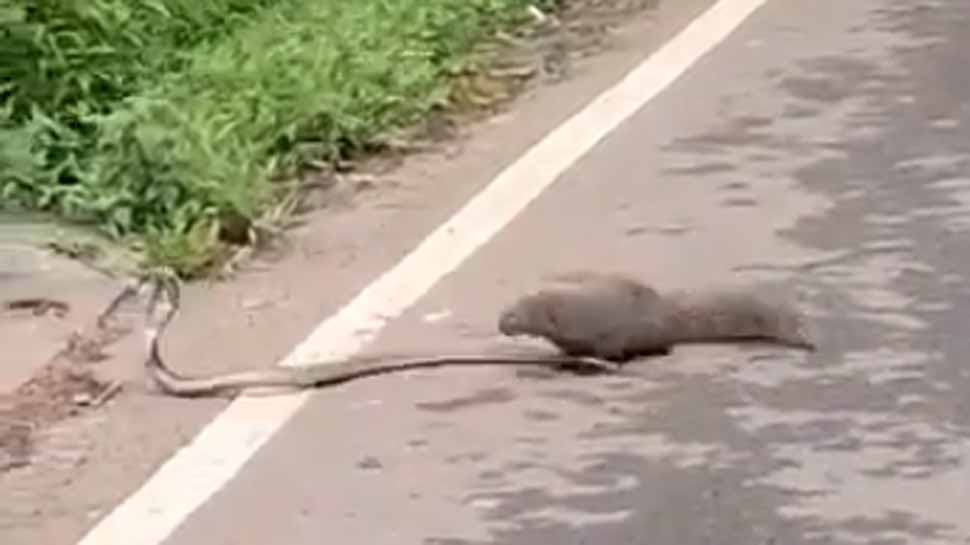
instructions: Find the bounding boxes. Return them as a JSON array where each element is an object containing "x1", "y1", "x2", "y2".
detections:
[{"x1": 659, "y1": 290, "x2": 816, "y2": 350}]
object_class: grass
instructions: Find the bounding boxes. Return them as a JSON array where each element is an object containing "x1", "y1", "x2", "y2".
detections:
[{"x1": 0, "y1": 0, "x2": 560, "y2": 278}]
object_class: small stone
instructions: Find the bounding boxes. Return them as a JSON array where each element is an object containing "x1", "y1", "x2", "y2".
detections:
[
  {"x1": 422, "y1": 309, "x2": 452, "y2": 323},
  {"x1": 357, "y1": 456, "x2": 383, "y2": 470},
  {"x1": 241, "y1": 297, "x2": 270, "y2": 310}
]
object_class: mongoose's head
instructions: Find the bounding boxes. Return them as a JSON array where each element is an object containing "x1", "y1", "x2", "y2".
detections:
[{"x1": 497, "y1": 294, "x2": 548, "y2": 337}]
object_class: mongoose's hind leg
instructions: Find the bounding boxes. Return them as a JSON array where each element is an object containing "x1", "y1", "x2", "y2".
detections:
[{"x1": 601, "y1": 344, "x2": 673, "y2": 365}]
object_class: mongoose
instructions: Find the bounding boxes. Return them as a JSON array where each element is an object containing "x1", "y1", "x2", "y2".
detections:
[
  {"x1": 499, "y1": 272, "x2": 816, "y2": 360},
  {"x1": 138, "y1": 271, "x2": 815, "y2": 398}
]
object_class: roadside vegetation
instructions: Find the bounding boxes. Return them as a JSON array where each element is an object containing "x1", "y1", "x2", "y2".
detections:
[{"x1": 0, "y1": 0, "x2": 560, "y2": 277}]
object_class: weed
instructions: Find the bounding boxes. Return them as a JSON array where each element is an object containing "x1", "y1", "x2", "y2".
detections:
[{"x1": 1, "y1": 0, "x2": 550, "y2": 277}]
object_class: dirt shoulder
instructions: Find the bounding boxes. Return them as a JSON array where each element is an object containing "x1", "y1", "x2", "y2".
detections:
[{"x1": 0, "y1": 1, "x2": 716, "y2": 544}]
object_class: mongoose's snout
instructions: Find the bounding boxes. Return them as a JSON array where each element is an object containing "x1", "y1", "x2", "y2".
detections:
[{"x1": 497, "y1": 308, "x2": 523, "y2": 336}]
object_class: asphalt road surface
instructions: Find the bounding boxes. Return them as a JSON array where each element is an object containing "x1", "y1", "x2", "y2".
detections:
[{"x1": 88, "y1": 0, "x2": 970, "y2": 543}]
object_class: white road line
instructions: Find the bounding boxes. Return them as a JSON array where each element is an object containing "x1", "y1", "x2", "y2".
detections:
[{"x1": 77, "y1": 0, "x2": 768, "y2": 543}]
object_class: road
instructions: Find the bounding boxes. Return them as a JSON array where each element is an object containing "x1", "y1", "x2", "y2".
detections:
[{"x1": 82, "y1": 0, "x2": 970, "y2": 544}]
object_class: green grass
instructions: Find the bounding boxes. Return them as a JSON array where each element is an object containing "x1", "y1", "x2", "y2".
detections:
[{"x1": 1, "y1": 0, "x2": 557, "y2": 277}]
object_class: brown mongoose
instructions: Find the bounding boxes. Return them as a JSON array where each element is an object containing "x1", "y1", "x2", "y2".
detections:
[{"x1": 499, "y1": 272, "x2": 816, "y2": 361}]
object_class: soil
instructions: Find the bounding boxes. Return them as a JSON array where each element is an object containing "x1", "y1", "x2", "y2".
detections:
[{"x1": 0, "y1": 285, "x2": 135, "y2": 474}]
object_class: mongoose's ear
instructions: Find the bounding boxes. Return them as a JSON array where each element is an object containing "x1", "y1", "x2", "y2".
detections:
[{"x1": 539, "y1": 296, "x2": 561, "y2": 330}]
